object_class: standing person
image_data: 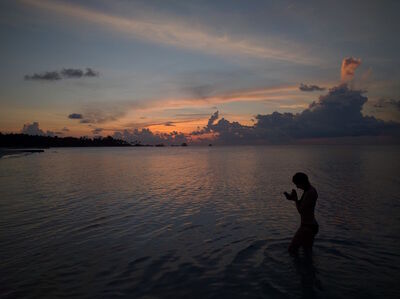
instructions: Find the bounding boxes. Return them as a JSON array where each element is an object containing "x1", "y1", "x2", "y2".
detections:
[{"x1": 284, "y1": 172, "x2": 319, "y2": 255}]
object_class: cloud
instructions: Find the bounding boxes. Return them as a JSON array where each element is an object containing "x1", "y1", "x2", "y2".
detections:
[
  {"x1": 163, "y1": 122, "x2": 175, "y2": 127},
  {"x1": 192, "y1": 84, "x2": 400, "y2": 144},
  {"x1": 68, "y1": 106, "x2": 126, "y2": 124},
  {"x1": 373, "y1": 98, "x2": 400, "y2": 111},
  {"x1": 21, "y1": 122, "x2": 55, "y2": 136},
  {"x1": 25, "y1": 68, "x2": 99, "y2": 81},
  {"x1": 24, "y1": 71, "x2": 61, "y2": 81},
  {"x1": 341, "y1": 57, "x2": 361, "y2": 82},
  {"x1": 81, "y1": 108, "x2": 126, "y2": 124},
  {"x1": 139, "y1": 85, "x2": 301, "y2": 112},
  {"x1": 23, "y1": 0, "x2": 317, "y2": 65},
  {"x1": 60, "y1": 84, "x2": 299, "y2": 119},
  {"x1": 60, "y1": 68, "x2": 84, "y2": 78},
  {"x1": 60, "y1": 68, "x2": 99, "y2": 78},
  {"x1": 183, "y1": 84, "x2": 216, "y2": 99},
  {"x1": 299, "y1": 83, "x2": 326, "y2": 92},
  {"x1": 84, "y1": 68, "x2": 99, "y2": 77},
  {"x1": 207, "y1": 111, "x2": 219, "y2": 127},
  {"x1": 92, "y1": 128, "x2": 103, "y2": 135},
  {"x1": 68, "y1": 113, "x2": 83, "y2": 119},
  {"x1": 113, "y1": 128, "x2": 188, "y2": 145}
]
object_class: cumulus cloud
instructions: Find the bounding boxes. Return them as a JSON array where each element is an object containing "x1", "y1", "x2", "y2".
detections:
[
  {"x1": 21, "y1": 122, "x2": 55, "y2": 136},
  {"x1": 113, "y1": 128, "x2": 188, "y2": 145},
  {"x1": 192, "y1": 84, "x2": 400, "y2": 144},
  {"x1": 191, "y1": 110, "x2": 254, "y2": 144},
  {"x1": 206, "y1": 111, "x2": 219, "y2": 131},
  {"x1": 299, "y1": 83, "x2": 326, "y2": 92},
  {"x1": 25, "y1": 68, "x2": 99, "y2": 81},
  {"x1": 68, "y1": 113, "x2": 83, "y2": 119},
  {"x1": 341, "y1": 57, "x2": 361, "y2": 82}
]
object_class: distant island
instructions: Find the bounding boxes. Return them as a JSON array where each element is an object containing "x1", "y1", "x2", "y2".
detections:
[{"x1": 0, "y1": 133, "x2": 189, "y2": 148}]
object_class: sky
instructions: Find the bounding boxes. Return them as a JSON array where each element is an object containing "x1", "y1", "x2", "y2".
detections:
[{"x1": 0, "y1": 0, "x2": 399, "y2": 144}]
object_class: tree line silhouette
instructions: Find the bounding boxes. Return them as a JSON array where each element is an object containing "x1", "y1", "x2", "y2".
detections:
[{"x1": 0, "y1": 133, "x2": 131, "y2": 148}]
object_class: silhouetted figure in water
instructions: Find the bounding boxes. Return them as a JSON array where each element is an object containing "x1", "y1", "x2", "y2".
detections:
[{"x1": 284, "y1": 172, "x2": 319, "y2": 255}]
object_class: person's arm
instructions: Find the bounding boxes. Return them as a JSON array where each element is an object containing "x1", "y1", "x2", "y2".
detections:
[
  {"x1": 284, "y1": 189, "x2": 298, "y2": 201},
  {"x1": 295, "y1": 196, "x2": 302, "y2": 213}
]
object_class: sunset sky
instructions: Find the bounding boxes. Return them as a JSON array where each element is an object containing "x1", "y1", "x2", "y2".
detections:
[{"x1": 1, "y1": 0, "x2": 399, "y2": 143}]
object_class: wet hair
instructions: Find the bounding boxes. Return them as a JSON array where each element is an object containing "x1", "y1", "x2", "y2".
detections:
[{"x1": 292, "y1": 172, "x2": 309, "y2": 185}]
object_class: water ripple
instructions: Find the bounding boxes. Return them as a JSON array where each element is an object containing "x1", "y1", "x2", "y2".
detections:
[{"x1": 1, "y1": 146, "x2": 400, "y2": 298}]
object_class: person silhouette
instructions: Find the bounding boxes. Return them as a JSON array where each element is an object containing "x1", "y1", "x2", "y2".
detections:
[{"x1": 284, "y1": 172, "x2": 319, "y2": 255}]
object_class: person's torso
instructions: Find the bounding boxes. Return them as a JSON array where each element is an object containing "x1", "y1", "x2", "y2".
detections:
[{"x1": 299, "y1": 186, "x2": 318, "y2": 226}]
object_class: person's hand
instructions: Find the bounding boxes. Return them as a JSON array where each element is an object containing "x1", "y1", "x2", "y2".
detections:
[{"x1": 283, "y1": 189, "x2": 298, "y2": 201}]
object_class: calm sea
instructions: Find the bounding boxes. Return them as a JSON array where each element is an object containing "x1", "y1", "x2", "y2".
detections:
[{"x1": 1, "y1": 146, "x2": 399, "y2": 298}]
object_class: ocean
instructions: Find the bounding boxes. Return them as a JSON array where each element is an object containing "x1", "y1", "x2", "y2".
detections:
[{"x1": 1, "y1": 146, "x2": 399, "y2": 298}]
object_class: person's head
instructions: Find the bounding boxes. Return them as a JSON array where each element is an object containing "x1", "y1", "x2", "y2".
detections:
[{"x1": 292, "y1": 172, "x2": 310, "y2": 190}]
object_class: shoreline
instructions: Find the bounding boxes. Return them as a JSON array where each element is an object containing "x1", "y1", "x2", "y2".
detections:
[{"x1": 0, "y1": 148, "x2": 45, "y2": 158}]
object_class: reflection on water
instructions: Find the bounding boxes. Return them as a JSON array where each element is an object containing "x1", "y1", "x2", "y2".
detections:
[{"x1": 1, "y1": 146, "x2": 400, "y2": 298}]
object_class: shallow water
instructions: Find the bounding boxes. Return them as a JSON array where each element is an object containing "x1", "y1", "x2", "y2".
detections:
[{"x1": 1, "y1": 146, "x2": 400, "y2": 298}]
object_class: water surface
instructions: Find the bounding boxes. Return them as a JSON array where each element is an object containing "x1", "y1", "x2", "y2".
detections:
[{"x1": 1, "y1": 146, "x2": 399, "y2": 298}]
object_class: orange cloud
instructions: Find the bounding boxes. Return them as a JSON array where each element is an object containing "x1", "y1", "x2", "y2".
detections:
[
  {"x1": 341, "y1": 57, "x2": 361, "y2": 82},
  {"x1": 131, "y1": 85, "x2": 303, "y2": 113},
  {"x1": 148, "y1": 118, "x2": 208, "y2": 134}
]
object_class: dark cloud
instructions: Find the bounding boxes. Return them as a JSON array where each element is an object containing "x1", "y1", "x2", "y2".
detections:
[
  {"x1": 207, "y1": 111, "x2": 219, "y2": 127},
  {"x1": 92, "y1": 128, "x2": 103, "y2": 135},
  {"x1": 21, "y1": 122, "x2": 55, "y2": 136},
  {"x1": 164, "y1": 122, "x2": 175, "y2": 127},
  {"x1": 25, "y1": 68, "x2": 99, "y2": 81},
  {"x1": 299, "y1": 83, "x2": 326, "y2": 92},
  {"x1": 24, "y1": 71, "x2": 61, "y2": 81},
  {"x1": 84, "y1": 68, "x2": 99, "y2": 77},
  {"x1": 192, "y1": 84, "x2": 400, "y2": 144},
  {"x1": 191, "y1": 110, "x2": 220, "y2": 135},
  {"x1": 21, "y1": 122, "x2": 45, "y2": 135},
  {"x1": 113, "y1": 128, "x2": 188, "y2": 145},
  {"x1": 68, "y1": 106, "x2": 125, "y2": 124},
  {"x1": 68, "y1": 113, "x2": 83, "y2": 119},
  {"x1": 373, "y1": 98, "x2": 400, "y2": 111},
  {"x1": 61, "y1": 68, "x2": 84, "y2": 78},
  {"x1": 80, "y1": 108, "x2": 125, "y2": 124}
]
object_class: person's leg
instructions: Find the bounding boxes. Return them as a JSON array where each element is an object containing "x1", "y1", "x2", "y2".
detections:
[
  {"x1": 303, "y1": 225, "x2": 318, "y2": 255},
  {"x1": 289, "y1": 227, "x2": 305, "y2": 255}
]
